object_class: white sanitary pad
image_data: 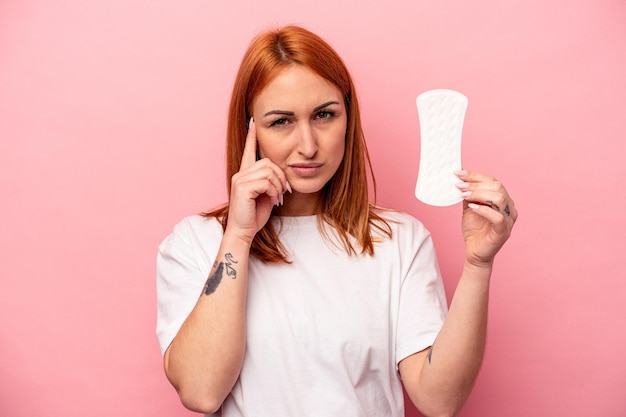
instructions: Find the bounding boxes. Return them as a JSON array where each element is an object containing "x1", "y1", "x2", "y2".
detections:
[{"x1": 415, "y1": 89, "x2": 468, "y2": 206}]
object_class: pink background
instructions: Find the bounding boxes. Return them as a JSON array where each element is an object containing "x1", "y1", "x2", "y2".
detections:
[{"x1": 1, "y1": 0, "x2": 625, "y2": 416}]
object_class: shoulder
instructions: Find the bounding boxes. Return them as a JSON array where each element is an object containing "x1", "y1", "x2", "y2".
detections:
[
  {"x1": 371, "y1": 206, "x2": 431, "y2": 239},
  {"x1": 180, "y1": 213, "x2": 223, "y2": 240},
  {"x1": 180, "y1": 213, "x2": 223, "y2": 233},
  {"x1": 161, "y1": 214, "x2": 223, "y2": 251}
]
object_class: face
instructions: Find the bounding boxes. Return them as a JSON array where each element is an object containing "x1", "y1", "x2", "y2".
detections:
[{"x1": 251, "y1": 65, "x2": 347, "y2": 212}]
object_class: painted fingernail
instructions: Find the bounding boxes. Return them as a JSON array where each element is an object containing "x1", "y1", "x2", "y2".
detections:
[
  {"x1": 454, "y1": 170, "x2": 467, "y2": 177},
  {"x1": 280, "y1": 193, "x2": 284, "y2": 206},
  {"x1": 249, "y1": 117, "x2": 254, "y2": 129},
  {"x1": 461, "y1": 191, "x2": 472, "y2": 198},
  {"x1": 456, "y1": 182, "x2": 470, "y2": 190},
  {"x1": 468, "y1": 203, "x2": 480, "y2": 210},
  {"x1": 285, "y1": 181, "x2": 292, "y2": 194}
]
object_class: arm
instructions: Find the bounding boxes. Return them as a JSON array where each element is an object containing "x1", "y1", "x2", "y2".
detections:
[
  {"x1": 400, "y1": 170, "x2": 517, "y2": 417},
  {"x1": 163, "y1": 119, "x2": 289, "y2": 413},
  {"x1": 163, "y1": 234, "x2": 251, "y2": 413}
]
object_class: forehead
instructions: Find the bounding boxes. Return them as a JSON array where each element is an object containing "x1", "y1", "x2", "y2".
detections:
[{"x1": 252, "y1": 65, "x2": 343, "y2": 112}]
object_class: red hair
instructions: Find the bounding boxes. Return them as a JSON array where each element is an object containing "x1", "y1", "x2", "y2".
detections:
[{"x1": 204, "y1": 25, "x2": 391, "y2": 263}]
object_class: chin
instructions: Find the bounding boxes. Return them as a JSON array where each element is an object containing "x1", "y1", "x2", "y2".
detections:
[
  {"x1": 293, "y1": 186, "x2": 324, "y2": 195},
  {"x1": 290, "y1": 179, "x2": 328, "y2": 195}
]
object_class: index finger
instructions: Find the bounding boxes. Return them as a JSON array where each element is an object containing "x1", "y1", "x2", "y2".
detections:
[
  {"x1": 454, "y1": 169, "x2": 496, "y2": 183},
  {"x1": 240, "y1": 118, "x2": 257, "y2": 170}
]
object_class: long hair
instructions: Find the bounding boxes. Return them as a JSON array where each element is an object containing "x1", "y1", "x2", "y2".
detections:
[{"x1": 204, "y1": 25, "x2": 391, "y2": 263}]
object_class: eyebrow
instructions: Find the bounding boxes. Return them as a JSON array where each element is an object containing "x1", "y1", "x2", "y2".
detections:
[
  {"x1": 263, "y1": 109, "x2": 294, "y2": 117},
  {"x1": 263, "y1": 101, "x2": 340, "y2": 117},
  {"x1": 313, "y1": 101, "x2": 340, "y2": 112}
]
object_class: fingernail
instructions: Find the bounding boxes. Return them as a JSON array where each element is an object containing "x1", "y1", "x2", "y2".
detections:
[
  {"x1": 285, "y1": 181, "x2": 292, "y2": 194},
  {"x1": 249, "y1": 117, "x2": 254, "y2": 129},
  {"x1": 454, "y1": 170, "x2": 467, "y2": 177},
  {"x1": 461, "y1": 191, "x2": 472, "y2": 198},
  {"x1": 456, "y1": 182, "x2": 470, "y2": 190},
  {"x1": 280, "y1": 193, "x2": 284, "y2": 206},
  {"x1": 468, "y1": 203, "x2": 480, "y2": 210}
]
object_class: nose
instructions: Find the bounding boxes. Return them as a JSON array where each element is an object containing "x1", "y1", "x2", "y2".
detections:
[{"x1": 296, "y1": 121, "x2": 318, "y2": 158}]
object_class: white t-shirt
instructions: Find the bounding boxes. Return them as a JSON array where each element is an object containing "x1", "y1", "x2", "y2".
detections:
[{"x1": 156, "y1": 210, "x2": 448, "y2": 417}]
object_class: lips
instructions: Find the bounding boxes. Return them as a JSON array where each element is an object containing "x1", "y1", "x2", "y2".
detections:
[{"x1": 289, "y1": 163, "x2": 323, "y2": 177}]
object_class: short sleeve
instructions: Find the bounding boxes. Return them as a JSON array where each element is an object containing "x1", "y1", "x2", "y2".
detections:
[
  {"x1": 395, "y1": 221, "x2": 448, "y2": 366},
  {"x1": 156, "y1": 218, "x2": 211, "y2": 356}
]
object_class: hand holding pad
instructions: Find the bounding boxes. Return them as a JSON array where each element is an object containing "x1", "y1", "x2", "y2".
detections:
[{"x1": 415, "y1": 89, "x2": 468, "y2": 206}]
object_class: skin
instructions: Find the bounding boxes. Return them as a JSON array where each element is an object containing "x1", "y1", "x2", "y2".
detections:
[
  {"x1": 251, "y1": 64, "x2": 347, "y2": 216},
  {"x1": 399, "y1": 170, "x2": 517, "y2": 416},
  {"x1": 162, "y1": 65, "x2": 347, "y2": 413},
  {"x1": 163, "y1": 63, "x2": 518, "y2": 416}
]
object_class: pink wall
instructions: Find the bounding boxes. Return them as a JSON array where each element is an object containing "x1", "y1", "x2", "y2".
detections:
[{"x1": 1, "y1": 1, "x2": 625, "y2": 416}]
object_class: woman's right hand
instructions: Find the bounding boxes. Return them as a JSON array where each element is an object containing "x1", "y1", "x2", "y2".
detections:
[{"x1": 226, "y1": 119, "x2": 289, "y2": 244}]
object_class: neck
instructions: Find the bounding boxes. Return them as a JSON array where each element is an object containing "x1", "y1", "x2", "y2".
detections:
[{"x1": 274, "y1": 191, "x2": 321, "y2": 216}]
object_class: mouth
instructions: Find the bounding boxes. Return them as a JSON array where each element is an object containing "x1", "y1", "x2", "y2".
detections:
[{"x1": 289, "y1": 163, "x2": 323, "y2": 177}]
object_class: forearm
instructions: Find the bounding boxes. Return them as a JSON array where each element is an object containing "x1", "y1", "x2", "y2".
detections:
[
  {"x1": 403, "y1": 170, "x2": 515, "y2": 416},
  {"x1": 164, "y1": 232, "x2": 251, "y2": 413},
  {"x1": 407, "y1": 261, "x2": 492, "y2": 416}
]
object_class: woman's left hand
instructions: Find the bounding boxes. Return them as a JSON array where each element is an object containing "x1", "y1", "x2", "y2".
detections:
[{"x1": 455, "y1": 170, "x2": 518, "y2": 268}]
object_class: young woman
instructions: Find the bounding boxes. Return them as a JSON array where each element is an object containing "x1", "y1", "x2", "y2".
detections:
[{"x1": 157, "y1": 25, "x2": 517, "y2": 417}]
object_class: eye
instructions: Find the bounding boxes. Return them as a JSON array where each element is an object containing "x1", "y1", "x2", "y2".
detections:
[
  {"x1": 314, "y1": 110, "x2": 336, "y2": 120},
  {"x1": 269, "y1": 117, "x2": 290, "y2": 127}
]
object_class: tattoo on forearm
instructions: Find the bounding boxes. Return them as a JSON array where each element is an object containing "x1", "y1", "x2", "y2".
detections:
[
  {"x1": 204, "y1": 262, "x2": 224, "y2": 295},
  {"x1": 203, "y1": 253, "x2": 238, "y2": 295},
  {"x1": 224, "y1": 252, "x2": 238, "y2": 277}
]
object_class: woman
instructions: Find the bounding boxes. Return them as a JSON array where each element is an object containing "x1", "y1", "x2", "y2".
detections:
[{"x1": 156, "y1": 25, "x2": 517, "y2": 417}]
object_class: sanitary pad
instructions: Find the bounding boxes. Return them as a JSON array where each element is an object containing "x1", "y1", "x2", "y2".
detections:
[{"x1": 414, "y1": 89, "x2": 468, "y2": 206}]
